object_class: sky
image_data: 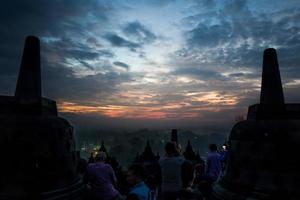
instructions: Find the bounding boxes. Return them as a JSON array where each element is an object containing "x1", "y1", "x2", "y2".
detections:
[{"x1": 0, "y1": 0, "x2": 300, "y2": 128}]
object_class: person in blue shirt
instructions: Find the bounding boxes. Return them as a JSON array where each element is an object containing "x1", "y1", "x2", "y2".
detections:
[{"x1": 126, "y1": 164, "x2": 150, "y2": 200}]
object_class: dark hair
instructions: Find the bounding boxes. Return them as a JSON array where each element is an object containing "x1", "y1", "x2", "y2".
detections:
[
  {"x1": 194, "y1": 163, "x2": 204, "y2": 172},
  {"x1": 95, "y1": 151, "x2": 107, "y2": 162},
  {"x1": 128, "y1": 164, "x2": 145, "y2": 179},
  {"x1": 180, "y1": 189, "x2": 195, "y2": 198},
  {"x1": 126, "y1": 193, "x2": 139, "y2": 200},
  {"x1": 209, "y1": 144, "x2": 217, "y2": 151},
  {"x1": 165, "y1": 142, "x2": 177, "y2": 155}
]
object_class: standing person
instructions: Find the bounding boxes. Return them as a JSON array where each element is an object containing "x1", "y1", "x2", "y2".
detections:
[
  {"x1": 88, "y1": 152, "x2": 95, "y2": 163},
  {"x1": 126, "y1": 164, "x2": 150, "y2": 200},
  {"x1": 86, "y1": 151, "x2": 123, "y2": 200},
  {"x1": 205, "y1": 144, "x2": 222, "y2": 183},
  {"x1": 159, "y1": 142, "x2": 185, "y2": 200},
  {"x1": 220, "y1": 145, "x2": 229, "y2": 168},
  {"x1": 192, "y1": 163, "x2": 210, "y2": 199}
]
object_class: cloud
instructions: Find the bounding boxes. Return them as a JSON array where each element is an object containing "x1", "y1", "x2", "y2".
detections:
[
  {"x1": 102, "y1": 21, "x2": 157, "y2": 52},
  {"x1": 103, "y1": 33, "x2": 141, "y2": 50},
  {"x1": 172, "y1": 66, "x2": 228, "y2": 81},
  {"x1": 42, "y1": 62, "x2": 132, "y2": 102},
  {"x1": 0, "y1": 0, "x2": 131, "y2": 103},
  {"x1": 187, "y1": 22, "x2": 232, "y2": 47},
  {"x1": 113, "y1": 61, "x2": 130, "y2": 70},
  {"x1": 0, "y1": 0, "x2": 300, "y2": 127},
  {"x1": 179, "y1": 0, "x2": 300, "y2": 70},
  {"x1": 164, "y1": 0, "x2": 300, "y2": 124},
  {"x1": 38, "y1": 37, "x2": 115, "y2": 74},
  {"x1": 122, "y1": 21, "x2": 157, "y2": 43},
  {"x1": 66, "y1": 49, "x2": 100, "y2": 60},
  {"x1": 0, "y1": 0, "x2": 113, "y2": 39},
  {"x1": 0, "y1": 0, "x2": 115, "y2": 76}
]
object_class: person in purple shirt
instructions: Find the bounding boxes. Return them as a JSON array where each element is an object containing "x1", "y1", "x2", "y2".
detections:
[
  {"x1": 205, "y1": 144, "x2": 222, "y2": 183},
  {"x1": 86, "y1": 151, "x2": 123, "y2": 200}
]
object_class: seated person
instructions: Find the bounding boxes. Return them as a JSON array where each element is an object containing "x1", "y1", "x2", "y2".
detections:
[
  {"x1": 126, "y1": 164, "x2": 150, "y2": 200},
  {"x1": 86, "y1": 151, "x2": 123, "y2": 200}
]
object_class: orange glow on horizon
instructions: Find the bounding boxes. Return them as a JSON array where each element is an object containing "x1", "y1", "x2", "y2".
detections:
[
  {"x1": 58, "y1": 91, "x2": 239, "y2": 119},
  {"x1": 185, "y1": 91, "x2": 239, "y2": 106},
  {"x1": 58, "y1": 102, "x2": 167, "y2": 119},
  {"x1": 57, "y1": 91, "x2": 238, "y2": 120}
]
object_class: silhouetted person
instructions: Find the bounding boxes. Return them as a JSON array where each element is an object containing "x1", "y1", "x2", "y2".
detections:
[
  {"x1": 77, "y1": 158, "x2": 88, "y2": 176},
  {"x1": 86, "y1": 151, "x2": 122, "y2": 200},
  {"x1": 126, "y1": 164, "x2": 150, "y2": 200},
  {"x1": 145, "y1": 174, "x2": 158, "y2": 200},
  {"x1": 88, "y1": 152, "x2": 95, "y2": 163},
  {"x1": 205, "y1": 144, "x2": 222, "y2": 183},
  {"x1": 192, "y1": 163, "x2": 210, "y2": 199},
  {"x1": 220, "y1": 145, "x2": 228, "y2": 171},
  {"x1": 181, "y1": 160, "x2": 194, "y2": 188},
  {"x1": 159, "y1": 142, "x2": 185, "y2": 200}
]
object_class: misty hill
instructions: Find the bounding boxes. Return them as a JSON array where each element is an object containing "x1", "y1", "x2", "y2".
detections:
[{"x1": 75, "y1": 128, "x2": 229, "y2": 167}]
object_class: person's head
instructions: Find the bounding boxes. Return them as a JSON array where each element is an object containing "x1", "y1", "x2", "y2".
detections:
[
  {"x1": 165, "y1": 142, "x2": 177, "y2": 156},
  {"x1": 209, "y1": 144, "x2": 218, "y2": 152},
  {"x1": 126, "y1": 164, "x2": 144, "y2": 186},
  {"x1": 95, "y1": 151, "x2": 107, "y2": 162}
]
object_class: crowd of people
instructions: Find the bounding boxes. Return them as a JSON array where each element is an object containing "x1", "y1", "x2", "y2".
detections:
[{"x1": 80, "y1": 142, "x2": 228, "y2": 200}]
